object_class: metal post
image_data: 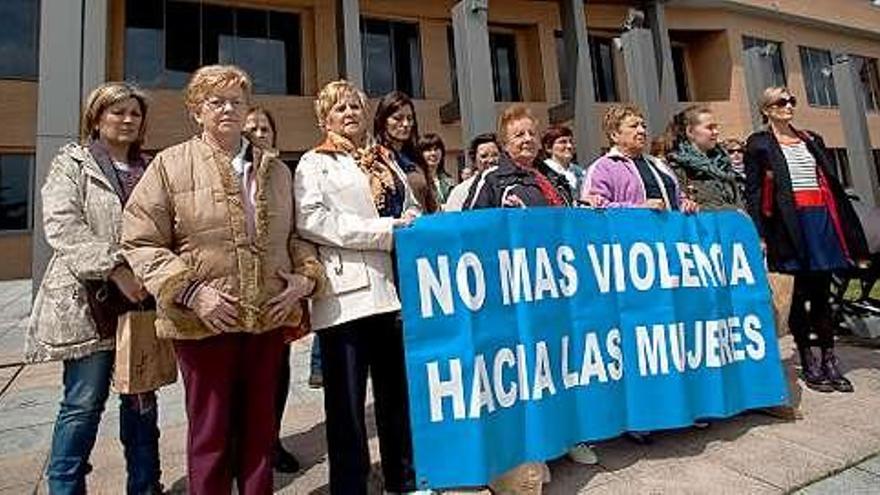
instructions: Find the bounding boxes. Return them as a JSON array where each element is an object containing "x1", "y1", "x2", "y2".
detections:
[
  {"x1": 644, "y1": 0, "x2": 677, "y2": 124},
  {"x1": 336, "y1": 0, "x2": 364, "y2": 87},
  {"x1": 452, "y1": 0, "x2": 496, "y2": 157},
  {"x1": 33, "y1": 0, "x2": 92, "y2": 292},
  {"x1": 620, "y1": 27, "x2": 664, "y2": 138},
  {"x1": 832, "y1": 54, "x2": 880, "y2": 206},
  {"x1": 557, "y1": 0, "x2": 600, "y2": 163},
  {"x1": 743, "y1": 45, "x2": 776, "y2": 131}
]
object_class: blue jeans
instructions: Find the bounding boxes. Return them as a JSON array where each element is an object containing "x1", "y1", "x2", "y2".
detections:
[
  {"x1": 47, "y1": 350, "x2": 161, "y2": 495},
  {"x1": 310, "y1": 335, "x2": 322, "y2": 375}
]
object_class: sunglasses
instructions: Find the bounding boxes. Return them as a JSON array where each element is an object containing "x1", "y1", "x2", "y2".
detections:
[
  {"x1": 770, "y1": 96, "x2": 797, "y2": 108},
  {"x1": 727, "y1": 148, "x2": 744, "y2": 154}
]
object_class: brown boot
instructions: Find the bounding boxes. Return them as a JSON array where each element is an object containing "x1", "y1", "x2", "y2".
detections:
[
  {"x1": 800, "y1": 348, "x2": 834, "y2": 393},
  {"x1": 821, "y1": 348, "x2": 854, "y2": 393}
]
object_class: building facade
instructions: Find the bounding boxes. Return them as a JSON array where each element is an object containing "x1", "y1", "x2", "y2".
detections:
[{"x1": 1, "y1": 0, "x2": 880, "y2": 280}]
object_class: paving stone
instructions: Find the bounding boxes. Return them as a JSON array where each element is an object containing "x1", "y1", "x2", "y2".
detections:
[
  {"x1": 612, "y1": 458, "x2": 779, "y2": 494},
  {"x1": 0, "y1": 450, "x2": 47, "y2": 490},
  {"x1": 857, "y1": 455, "x2": 880, "y2": 476},
  {"x1": 797, "y1": 466, "x2": 880, "y2": 495},
  {"x1": 0, "y1": 422, "x2": 54, "y2": 458},
  {"x1": 0, "y1": 386, "x2": 59, "y2": 432},
  {"x1": 706, "y1": 428, "x2": 845, "y2": 491}
]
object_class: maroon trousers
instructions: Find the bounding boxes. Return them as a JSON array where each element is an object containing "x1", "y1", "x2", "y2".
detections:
[{"x1": 174, "y1": 330, "x2": 284, "y2": 495}]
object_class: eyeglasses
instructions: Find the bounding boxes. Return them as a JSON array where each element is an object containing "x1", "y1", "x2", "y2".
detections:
[
  {"x1": 727, "y1": 148, "x2": 744, "y2": 154},
  {"x1": 770, "y1": 96, "x2": 797, "y2": 108},
  {"x1": 204, "y1": 97, "x2": 247, "y2": 111}
]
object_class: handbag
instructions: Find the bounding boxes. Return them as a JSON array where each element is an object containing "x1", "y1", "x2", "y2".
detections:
[
  {"x1": 761, "y1": 169, "x2": 775, "y2": 218},
  {"x1": 112, "y1": 310, "x2": 178, "y2": 394},
  {"x1": 84, "y1": 280, "x2": 154, "y2": 338}
]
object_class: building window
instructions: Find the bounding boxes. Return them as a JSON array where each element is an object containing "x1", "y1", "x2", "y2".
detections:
[
  {"x1": 851, "y1": 55, "x2": 880, "y2": 112},
  {"x1": 590, "y1": 36, "x2": 619, "y2": 103},
  {"x1": 124, "y1": 0, "x2": 302, "y2": 94},
  {"x1": 361, "y1": 19, "x2": 423, "y2": 98},
  {"x1": 826, "y1": 148, "x2": 852, "y2": 188},
  {"x1": 671, "y1": 44, "x2": 691, "y2": 102},
  {"x1": 0, "y1": 0, "x2": 40, "y2": 79},
  {"x1": 554, "y1": 32, "x2": 619, "y2": 103},
  {"x1": 0, "y1": 154, "x2": 33, "y2": 232},
  {"x1": 799, "y1": 46, "x2": 838, "y2": 107},
  {"x1": 742, "y1": 36, "x2": 787, "y2": 87},
  {"x1": 446, "y1": 28, "x2": 522, "y2": 103},
  {"x1": 490, "y1": 32, "x2": 520, "y2": 102}
]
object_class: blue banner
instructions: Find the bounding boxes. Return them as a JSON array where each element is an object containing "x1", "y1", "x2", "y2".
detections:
[{"x1": 395, "y1": 208, "x2": 788, "y2": 489}]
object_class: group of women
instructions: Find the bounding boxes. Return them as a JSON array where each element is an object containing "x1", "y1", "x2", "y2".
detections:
[{"x1": 24, "y1": 61, "x2": 869, "y2": 495}]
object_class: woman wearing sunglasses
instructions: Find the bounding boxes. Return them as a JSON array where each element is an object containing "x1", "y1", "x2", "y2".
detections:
[{"x1": 744, "y1": 86, "x2": 869, "y2": 394}]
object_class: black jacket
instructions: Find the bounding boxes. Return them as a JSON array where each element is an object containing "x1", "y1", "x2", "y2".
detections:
[
  {"x1": 464, "y1": 154, "x2": 571, "y2": 209},
  {"x1": 744, "y1": 129, "x2": 868, "y2": 271}
]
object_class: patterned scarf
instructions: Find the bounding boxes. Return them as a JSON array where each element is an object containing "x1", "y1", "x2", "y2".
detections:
[
  {"x1": 321, "y1": 132, "x2": 400, "y2": 214},
  {"x1": 669, "y1": 141, "x2": 738, "y2": 183},
  {"x1": 527, "y1": 166, "x2": 565, "y2": 206}
]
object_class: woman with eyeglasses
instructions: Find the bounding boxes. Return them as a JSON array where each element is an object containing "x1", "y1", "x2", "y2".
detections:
[
  {"x1": 744, "y1": 86, "x2": 869, "y2": 394},
  {"x1": 123, "y1": 65, "x2": 326, "y2": 494},
  {"x1": 722, "y1": 138, "x2": 746, "y2": 177}
]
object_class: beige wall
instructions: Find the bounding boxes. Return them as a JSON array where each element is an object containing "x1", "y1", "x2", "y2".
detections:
[{"x1": 3, "y1": 0, "x2": 880, "y2": 279}]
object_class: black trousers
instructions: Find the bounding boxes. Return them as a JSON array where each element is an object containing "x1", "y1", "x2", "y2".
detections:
[
  {"x1": 789, "y1": 271, "x2": 835, "y2": 351},
  {"x1": 319, "y1": 312, "x2": 417, "y2": 495}
]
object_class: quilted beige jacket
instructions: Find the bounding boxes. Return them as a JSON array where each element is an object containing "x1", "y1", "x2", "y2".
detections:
[
  {"x1": 25, "y1": 143, "x2": 123, "y2": 363},
  {"x1": 122, "y1": 137, "x2": 326, "y2": 340}
]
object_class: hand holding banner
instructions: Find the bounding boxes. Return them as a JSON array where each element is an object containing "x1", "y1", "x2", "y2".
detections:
[{"x1": 395, "y1": 208, "x2": 788, "y2": 489}]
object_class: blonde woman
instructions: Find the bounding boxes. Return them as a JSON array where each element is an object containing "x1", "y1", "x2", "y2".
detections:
[
  {"x1": 25, "y1": 82, "x2": 162, "y2": 494},
  {"x1": 744, "y1": 86, "x2": 868, "y2": 393},
  {"x1": 122, "y1": 65, "x2": 325, "y2": 494},
  {"x1": 293, "y1": 80, "x2": 426, "y2": 495}
]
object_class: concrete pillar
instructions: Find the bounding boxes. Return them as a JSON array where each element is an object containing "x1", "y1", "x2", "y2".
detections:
[
  {"x1": 832, "y1": 54, "x2": 880, "y2": 206},
  {"x1": 743, "y1": 46, "x2": 777, "y2": 130},
  {"x1": 557, "y1": 0, "x2": 600, "y2": 163},
  {"x1": 33, "y1": 0, "x2": 96, "y2": 291},
  {"x1": 336, "y1": 0, "x2": 363, "y2": 87},
  {"x1": 82, "y1": 0, "x2": 108, "y2": 99},
  {"x1": 620, "y1": 27, "x2": 665, "y2": 138},
  {"x1": 452, "y1": 0, "x2": 496, "y2": 157},
  {"x1": 644, "y1": 0, "x2": 677, "y2": 123}
]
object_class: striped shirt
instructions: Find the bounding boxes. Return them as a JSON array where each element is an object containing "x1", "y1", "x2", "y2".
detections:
[{"x1": 780, "y1": 142, "x2": 819, "y2": 191}]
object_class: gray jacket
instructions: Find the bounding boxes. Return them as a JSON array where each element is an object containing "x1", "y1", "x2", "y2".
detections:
[{"x1": 24, "y1": 143, "x2": 125, "y2": 363}]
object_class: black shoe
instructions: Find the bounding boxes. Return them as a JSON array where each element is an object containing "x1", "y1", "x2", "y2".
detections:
[
  {"x1": 821, "y1": 348, "x2": 854, "y2": 393},
  {"x1": 625, "y1": 431, "x2": 653, "y2": 445},
  {"x1": 273, "y1": 443, "x2": 301, "y2": 473},
  {"x1": 308, "y1": 370, "x2": 323, "y2": 389},
  {"x1": 800, "y1": 348, "x2": 834, "y2": 393}
]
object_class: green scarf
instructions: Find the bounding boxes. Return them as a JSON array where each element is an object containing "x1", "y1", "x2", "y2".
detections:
[{"x1": 669, "y1": 140, "x2": 738, "y2": 182}]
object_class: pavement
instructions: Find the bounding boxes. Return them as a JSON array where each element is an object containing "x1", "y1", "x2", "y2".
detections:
[{"x1": 1, "y1": 278, "x2": 879, "y2": 494}]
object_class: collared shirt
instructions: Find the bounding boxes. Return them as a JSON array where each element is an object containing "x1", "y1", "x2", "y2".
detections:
[
  {"x1": 543, "y1": 158, "x2": 579, "y2": 192},
  {"x1": 231, "y1": 139, "x2": 257, "y2": 239}
]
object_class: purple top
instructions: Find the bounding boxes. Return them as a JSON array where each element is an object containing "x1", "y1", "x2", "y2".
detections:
[{"x1": 580, "y1": 148, "x2": 685, "y2": 210}]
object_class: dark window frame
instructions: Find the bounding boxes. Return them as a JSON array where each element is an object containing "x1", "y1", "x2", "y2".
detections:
[
  {"x1": 671, "y1": 42, "x2": 691, "y2": 103},
  {"x1": 488, "y1": 31, "x2": 521, "y2": 102},
  {"x1": 799, "y1": 45, "x2": 838, "y2": 108},
  {"x1": 826, "y1": 147, "x2": 852, "y2": 188},
  {"x1": 123, "y1": 0, "x2": 303, "y2": 95},
  {"x1": 0, "y1": 153, "x2": 34, "y2": 233},
  {"x1": 851, "y1": 54, "x2": 880, "y2": 113},
  {"x1": 553, "y1": 31, "x2": 620, "y2": 103},
  {"x1": 742, "y1": 36, "x2": 787, "y2": 88},
  {"x1": 0, "y1": 0, "x2": 40, "y2": 81},
  {"x1": 360, "y1": 17, "x2": 424, "y2": 98}
]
